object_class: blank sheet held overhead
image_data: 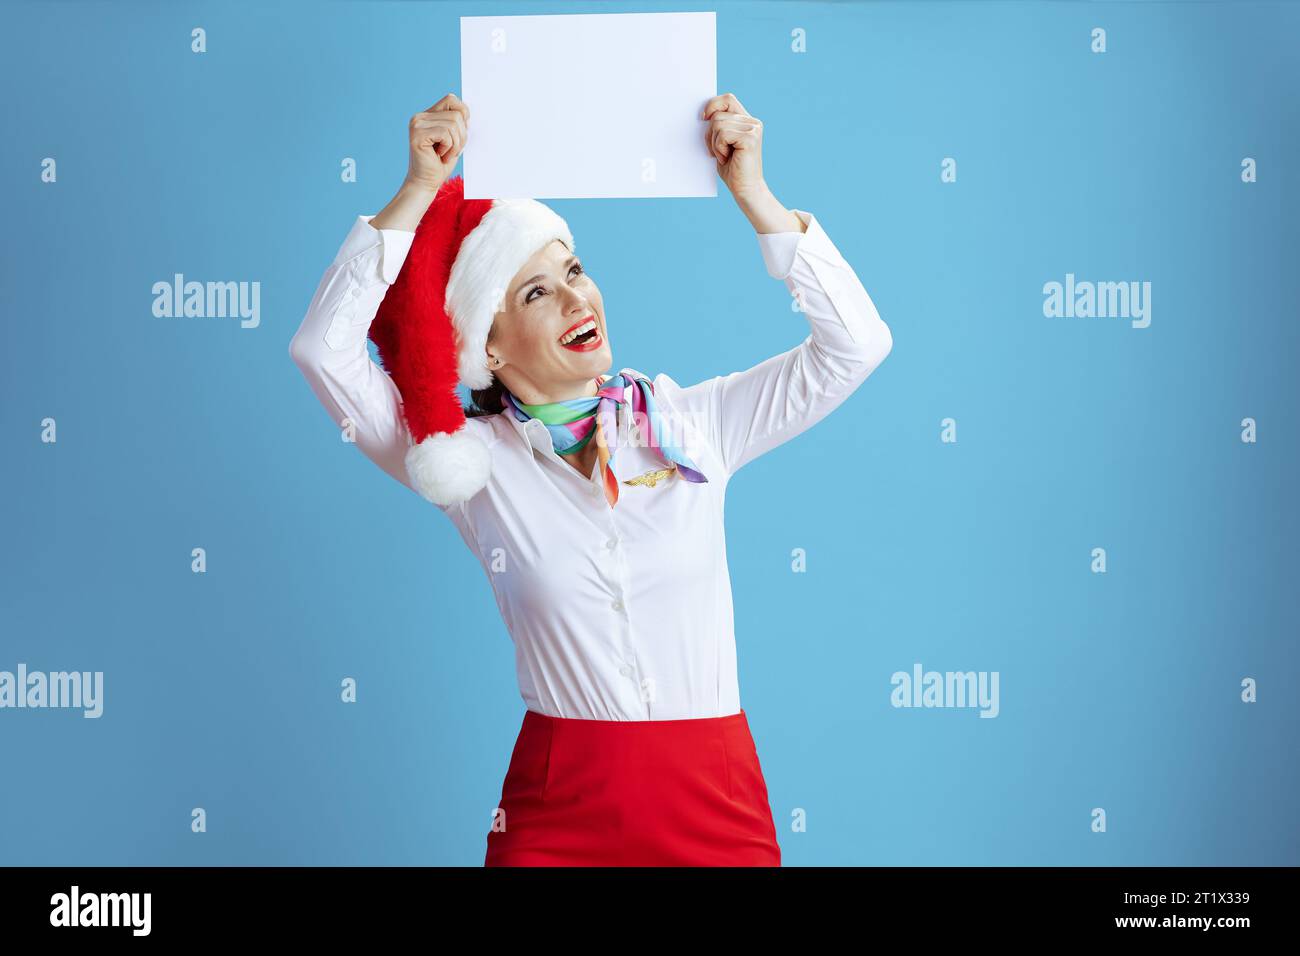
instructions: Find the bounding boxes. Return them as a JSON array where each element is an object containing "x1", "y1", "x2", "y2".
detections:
[{"x1": 460, "y1": 11, "x2": 717, "y2": 200}]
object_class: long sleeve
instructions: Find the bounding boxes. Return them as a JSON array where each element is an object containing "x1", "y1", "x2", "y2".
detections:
[
  {"x1": 657, "y1": 208, "x2": 893, "y2": 478},
  {"x1": 288, "y1": 215, "x2": 421, "y2": 496}
]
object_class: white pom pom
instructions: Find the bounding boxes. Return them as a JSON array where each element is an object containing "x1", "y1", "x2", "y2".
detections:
[{"x1": 405, "y1": 427, "x2": 492, "y2": 506}]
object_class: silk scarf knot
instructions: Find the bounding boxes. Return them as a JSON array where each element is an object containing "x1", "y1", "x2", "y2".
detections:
[{"x1": 502, "y1": 372, "x2": 707, "y2": 507}]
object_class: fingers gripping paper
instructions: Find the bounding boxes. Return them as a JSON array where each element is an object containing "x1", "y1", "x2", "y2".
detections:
[{"x1": 460, "y1": 12, "x2": 718, "y2": 199}]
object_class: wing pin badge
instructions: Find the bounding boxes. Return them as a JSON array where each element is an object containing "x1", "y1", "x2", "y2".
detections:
[{"x1": 622, "y1": 466, "x2": 677, "y2": 488}]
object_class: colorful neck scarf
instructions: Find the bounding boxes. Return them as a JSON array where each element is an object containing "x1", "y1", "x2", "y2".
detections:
[{"x1": 501, "y1": 372, "x2": 707, "y2": 507}]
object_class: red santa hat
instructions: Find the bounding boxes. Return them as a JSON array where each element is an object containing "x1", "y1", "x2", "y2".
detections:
[{"x1": 369, "y1": 175, "x2": 575, "y2": 507}]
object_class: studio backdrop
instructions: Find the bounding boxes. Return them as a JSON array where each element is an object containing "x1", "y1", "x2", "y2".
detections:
[{"x1": 2, "y1": 0, "x2": 1297, "y2": 866}]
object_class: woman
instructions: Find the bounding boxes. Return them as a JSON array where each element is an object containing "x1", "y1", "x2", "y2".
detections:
[{"x1": 289, "y1": 92, "x2": 893, "y2": 866}]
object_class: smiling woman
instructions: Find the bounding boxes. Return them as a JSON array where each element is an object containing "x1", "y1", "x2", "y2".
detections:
[
  {"x1": 287, "y1": 91, "x2": 893, "y2": 866},
  {"x1": 485, "y1": 237, "x2": 612, "y2": 401},
  {"x1": 464, "y1": 246, "x2": 605, "y2": 434}
]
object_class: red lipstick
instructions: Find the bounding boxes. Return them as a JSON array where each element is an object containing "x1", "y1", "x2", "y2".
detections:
[{"x1": 558, "y1": 314, "x2": 602, "y2": 352}]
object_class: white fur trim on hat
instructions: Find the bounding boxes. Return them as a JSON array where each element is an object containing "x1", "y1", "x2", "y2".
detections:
[
  {"x1": 405, "y1": 425, "x2": 492, "y2": 507},
  {"x1": 444, "y1": 199, "x2": 575, "y2": 390}
]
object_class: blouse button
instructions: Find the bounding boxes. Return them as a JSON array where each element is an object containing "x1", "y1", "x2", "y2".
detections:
[
  {"x1": 605, "y1": 537, "x2": 618, "y2": 550},
  {"x1": 611, "y1": 599, "x2": 624, "y2": 612}
]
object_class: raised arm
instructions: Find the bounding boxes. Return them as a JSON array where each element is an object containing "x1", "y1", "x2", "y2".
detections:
[
  {"x1": 288, "y1": 210, "x2": 421, "y2": 494},
  {"x1": 654, "y1": 92, "x2": 891, "y2": 477},
  {"x1": 288, "y1": 94, "x2": 471, "y2": 506}
]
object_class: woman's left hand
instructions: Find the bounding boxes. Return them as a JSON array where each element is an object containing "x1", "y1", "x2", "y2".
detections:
[{"x1": 702, "y1": 93, "x2": 767, "y2": 199}]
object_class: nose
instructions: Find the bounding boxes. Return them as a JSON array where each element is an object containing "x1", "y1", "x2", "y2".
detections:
[{"x1": 559, "y1": 284, "x2": 590, "y2": 313}]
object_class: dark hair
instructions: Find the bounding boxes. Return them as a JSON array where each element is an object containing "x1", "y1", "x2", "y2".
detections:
[{"x1": 465, "y1": 377, "x2": 506, "y2": 418}]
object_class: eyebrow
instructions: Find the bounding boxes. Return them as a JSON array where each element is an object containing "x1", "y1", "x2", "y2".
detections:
[{"x1": 514, "y1": 256, "x2": 579, "y2": 300}]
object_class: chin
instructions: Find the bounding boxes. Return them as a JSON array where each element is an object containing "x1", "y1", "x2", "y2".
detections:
[
  {"x1": 580, "y1": 347, "x2": 613, "y2": 375},
  {"x1": 558, "y1": 340, "x2": 612, "y2": 373}
]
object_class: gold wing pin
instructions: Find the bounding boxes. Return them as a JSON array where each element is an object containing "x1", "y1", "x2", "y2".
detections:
[{"x1": 623, "y1": 466, "x2": 676, "y2": 488}]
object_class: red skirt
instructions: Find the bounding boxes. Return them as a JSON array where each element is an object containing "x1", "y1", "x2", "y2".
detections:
[{"x1": 485, "y1": 708, "x2": 781, "y2": 866}]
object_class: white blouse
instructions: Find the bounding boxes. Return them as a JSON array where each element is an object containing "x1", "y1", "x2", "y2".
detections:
[{"x1": 290, "y1": 207, "x2": 892, "y2": 721}]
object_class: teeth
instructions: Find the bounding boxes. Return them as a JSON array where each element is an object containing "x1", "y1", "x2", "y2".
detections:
[{"x1": 559, "y1": 319, "x2": 597, "y2": 345}]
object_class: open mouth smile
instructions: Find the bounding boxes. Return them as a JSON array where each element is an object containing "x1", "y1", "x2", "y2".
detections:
[{"x1": 558, "y1": 315, "x2": 603, "y2": 352}]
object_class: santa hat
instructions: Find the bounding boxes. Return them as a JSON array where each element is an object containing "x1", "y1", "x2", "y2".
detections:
[{"x1": 369, "y1": 175, "x2": 575, "y2": 507}]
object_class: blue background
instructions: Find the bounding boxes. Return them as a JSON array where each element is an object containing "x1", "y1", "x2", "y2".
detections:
[{"x1": 3, "y1": 0, "x2": 1297, "y2": 866}]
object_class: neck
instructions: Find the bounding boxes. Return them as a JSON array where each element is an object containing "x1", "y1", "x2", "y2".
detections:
[{"x1": 505, "y1": 372, "x2": 604, "y2": 406}]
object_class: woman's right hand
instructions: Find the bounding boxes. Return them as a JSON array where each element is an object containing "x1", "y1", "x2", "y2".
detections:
[{"x1": 404, "y1": 93, "x2": 470, "y2": 193}]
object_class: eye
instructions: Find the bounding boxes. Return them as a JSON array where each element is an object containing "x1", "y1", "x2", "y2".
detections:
[{"x1": 524, "y1": 263, "x2": 584, "y2": 304}]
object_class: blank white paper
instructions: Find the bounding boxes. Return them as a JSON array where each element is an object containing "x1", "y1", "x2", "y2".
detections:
[{"x1": 460, "y1": 11, "x2": 717, "y2": 200}]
